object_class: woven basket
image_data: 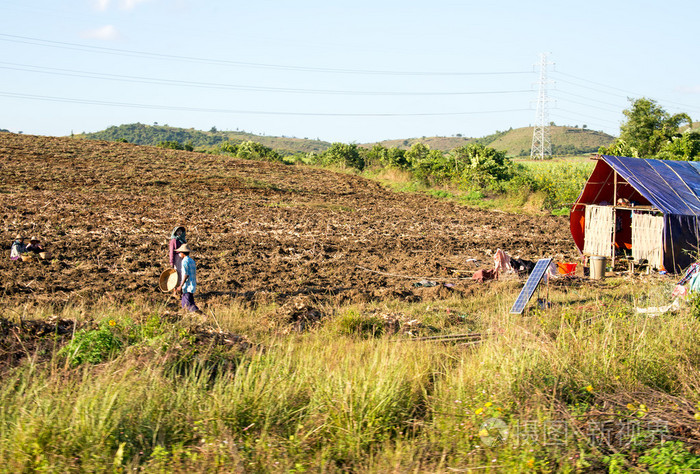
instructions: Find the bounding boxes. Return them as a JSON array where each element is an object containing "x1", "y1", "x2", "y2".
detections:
[
  {"x1": 159, "y1": 269, "x2": 178, "y2": 292},
  {"x1": 20, "y1": 254, "x2": 33, "y2": 262}
]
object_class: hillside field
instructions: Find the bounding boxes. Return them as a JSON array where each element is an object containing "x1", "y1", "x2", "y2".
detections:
[
  {"x1": 1, "y1": 132, "x2": 699, "y2": 473},
  {"x1": 0, "y1": 132, "x2": 574, "y2": 309}
]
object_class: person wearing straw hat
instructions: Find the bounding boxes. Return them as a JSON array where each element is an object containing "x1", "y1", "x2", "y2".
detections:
[
  {"x1": 168, "y1": 226, "x2": 187, "y2": 286},
  {"x1": 10, "y1": 235, "x2": 26, "y2": 261},
  {"x1": 25, "y1": 236, "x2": 45, "y2": 255},
  {"x1": 175, "y1": 243, "x2": 201, "y2": 313}
]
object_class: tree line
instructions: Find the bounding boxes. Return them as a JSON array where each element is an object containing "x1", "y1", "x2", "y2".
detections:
[{"x1": 599, "y1": 97, "x2": 699, "y2": 160}]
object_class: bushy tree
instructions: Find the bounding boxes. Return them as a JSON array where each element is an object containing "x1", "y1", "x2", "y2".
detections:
[
  {"x1": 600, "y1": 97, "x2": 692, "y2": 158},
  {"x1": 404, "y1": 143, "x2": 431, "y2": 167},
  {"x1": 156, "y1": 140, "x2": 184, "y2": 150},
  {"x1": 363, "y1": 144, "x2": 388, "y2": 169},
  {"x1": 598, "y1": 139, "x2": 640, "y2": 158},
  {"x1": 321, "y1": 143, "x2": 364, "y2": 171},
  {"x1": 411, "y1": 150, "x2": 452, "y2": 185},
  {"x1": 385, "y1": 147, "x2": 409, "y2": 169},
  {"x1": 451, "y1": 143, "x2": 513, "y2": 188},
  {"x1": 236, "y1": 141, "x2": 282, "y2": 162},
  {"x1": 218, "y1": 140, "x2": 282, "y2": 162},
  {"x1": 219, "y1": 142, "x2": 239, "y2": 154},
  {"x1": 657, "y1": 130, "x2": 700, "y2": 161}
]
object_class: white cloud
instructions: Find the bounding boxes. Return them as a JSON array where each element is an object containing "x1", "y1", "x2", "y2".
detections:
[
  {"x1": 93, "y1": 0, "x2": 111, "y2": 11},
  {"x1": 119, "y1": 0, "x2": 152, "y2": 10},
  {"x1": 91, "y1": 0, "x2": 152, "y2": 11},
  {"x1": 81, "y1": 25, "x2": 122, "y2": 41}
]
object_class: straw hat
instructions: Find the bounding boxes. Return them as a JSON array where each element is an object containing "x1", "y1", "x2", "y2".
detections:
[
  {"x1": 30, "y1": 236, "x2": 39, "y2": 242},
  {"x1": 14, "y1": 235, "x2": 22, "y2": 240},
  {"x1": 175, "y1": 243, "x2": 192, "y2": 253}
]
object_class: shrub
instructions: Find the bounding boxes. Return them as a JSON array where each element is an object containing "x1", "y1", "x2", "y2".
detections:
[
  {"x1": 59, "y1": 322, "x2": 122, "y2": 366},
  {"x1": 639, "y1": 441, "x2": 700, "y2": 473},
  {"x1": 218, "y1": 141, "x2": 282, "y2": 162},
  {"x1": 452, "y1": 143, "x2": 513, "y2": 189},
  {"x1": 320, "y1": 143, "x2": 365, "y2": 171},
  {"x1": 156, "y1": 140, "x2": 184, "y2": 150}
]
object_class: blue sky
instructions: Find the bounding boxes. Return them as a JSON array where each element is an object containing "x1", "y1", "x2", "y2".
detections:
[{"x1": 2, "y1": 0, "x2": 699, "y2": 143}]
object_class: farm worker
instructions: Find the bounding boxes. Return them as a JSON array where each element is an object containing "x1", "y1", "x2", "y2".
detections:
[
  {"x1": 25, "y1": 236, "x2": 50, "y2": 259},
  {"x1": 25, "y1": 237, "x2": 45, "y2": 255},
  {"x1": 168, "y1": 226, "x2": 187, "y2": 285},
  {"x1": 10, "y1": 235, "x2": 26, "y2": 260},
  {"x1": 175, "y1": 243, "x2": 201, "y2": 313}
]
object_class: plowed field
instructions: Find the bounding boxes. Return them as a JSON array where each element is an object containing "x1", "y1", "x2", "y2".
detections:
[{"x1": 0, "y1": 133, "x2": 575, "y2": 309}]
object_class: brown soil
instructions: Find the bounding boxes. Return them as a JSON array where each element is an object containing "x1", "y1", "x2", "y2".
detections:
[{"x1": 0, "y1": 132, "x2": 576, "y2": 309}]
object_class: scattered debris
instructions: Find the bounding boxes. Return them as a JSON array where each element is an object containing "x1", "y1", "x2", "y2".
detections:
[
  {"x1": 635, "y1": 298, "x2": 681, "y2": 316},
  {"x1": 472, "y1": 269, "x2": 497, "y2": 282},
  {"x1": 277, "y1": 296, "x2": 324, "y2": 332}
]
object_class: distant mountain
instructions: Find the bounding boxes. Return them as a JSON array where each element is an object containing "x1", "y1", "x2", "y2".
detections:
[
  {"x1": 365, "y1": 126, "x2": 615, "y2": 156},
  {"x1": 75, "y1": 123, "x2": 330, "y2": 155},
  {"x1": 74, "y1": 123, "x2": 615, "y2": 157},
  {"x1": 487, "y1": 126, "x2": 615, "y2": 156}
]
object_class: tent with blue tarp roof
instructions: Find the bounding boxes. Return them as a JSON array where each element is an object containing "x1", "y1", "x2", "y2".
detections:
[{"x1": 570, "y1": 155, "x2": 700, "y2": 273}]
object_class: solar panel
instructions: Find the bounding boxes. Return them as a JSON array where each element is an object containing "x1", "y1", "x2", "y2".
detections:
[{"x1": 509, "y1": 258, "x2": 552, "y2": 314}]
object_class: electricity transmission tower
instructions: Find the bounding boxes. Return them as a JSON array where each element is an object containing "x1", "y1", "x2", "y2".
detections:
[{"x1": 531, "y1": 53, "x2": 553, "y2": 159}]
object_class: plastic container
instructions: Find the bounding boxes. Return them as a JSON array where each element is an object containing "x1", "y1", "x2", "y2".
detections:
[
  {"x1": 590, "y1": 256, "x2": 606, "y2": 280},
  {"x1": 557, "y1": 262, "x2": 577, "y2": 275}
]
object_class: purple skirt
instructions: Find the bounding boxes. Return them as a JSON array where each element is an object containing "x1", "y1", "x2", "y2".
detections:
[{"x1": 181, "y1": 292, "x2": 200, "y2": 312}]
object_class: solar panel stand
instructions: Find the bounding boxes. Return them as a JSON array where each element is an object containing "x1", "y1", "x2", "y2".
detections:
[
  {"x1": 509, "y1": 258, "x2": 553, "y2": 314},
  {"x1": 536, "y1": 275, "x2": 550, "y2": 310}
]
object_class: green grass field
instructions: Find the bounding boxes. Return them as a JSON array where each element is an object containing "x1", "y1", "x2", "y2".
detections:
[{"x1": 2, "y1": 274, "x2": 699, "y2": 472}]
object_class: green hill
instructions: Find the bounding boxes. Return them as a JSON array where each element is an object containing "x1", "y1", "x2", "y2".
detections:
[
  {"x1": 74, "y1": 123, "x2": 615, "y2": 157},
  {"x1": 488, "y1": 126, "x2": 615, "y2": 156},
  {"x1": 364, "y1": 135, "x2": 475, "y2": 151},
  {"x1": 366, "y1": 126, "x2": 615, "y2": 156},
  {"x1": 75, "y1": 123, "x2": 330, "y2": 155}
]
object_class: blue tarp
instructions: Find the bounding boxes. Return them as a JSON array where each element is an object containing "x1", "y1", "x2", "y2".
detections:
[
  {"x1": 590, "y1": 156, "x2": 700, "y2": 272},
  {"x1": 602, "y1": 155, "x2": 700, "y2": 215}
]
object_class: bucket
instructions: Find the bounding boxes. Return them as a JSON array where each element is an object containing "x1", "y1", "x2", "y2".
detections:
[
  {"x1": 557, "y1": 262, "x2": 577, "y2": 275},
  {"x1": 590, "y1": 256, "x2": 606, "y2": 280}
]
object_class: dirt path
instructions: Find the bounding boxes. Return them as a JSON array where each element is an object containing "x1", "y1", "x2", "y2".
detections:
[{"x1": 0, "y1": 133, "x2": 575, "y2": 308}]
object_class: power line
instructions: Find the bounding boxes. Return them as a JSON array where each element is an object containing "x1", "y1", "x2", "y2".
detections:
[
  {"x1": 554, "y1": 108, "x2": 621, "y2": 126},
  {"x1": 553, "y1": 71, "x2": 700, "y2": 114},
  {"x1": 552, "y1": 89, "x2": 625, "y2": 111},
  {"x1": 549, "y1": 113, "x2": 616, "y2": 132},
  {"x1": 0, "y1": 62, "x2": 534, "y2": 97},
  {"x1": 551, "y1": 96, "x2": 622, "y2": 115},
  {"x1": 0, "y1": 91, "x2": 533, "y2": 117},
  {"x1": 0, "y1": 34, "x2": 534, "y2": 77}
]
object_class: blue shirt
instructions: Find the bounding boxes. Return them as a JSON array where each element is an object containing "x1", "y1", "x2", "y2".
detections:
[{"x1": 180, "y1": 255, "x2": 197, "y2": 294}]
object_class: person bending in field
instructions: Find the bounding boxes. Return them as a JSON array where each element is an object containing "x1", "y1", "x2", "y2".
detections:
[
  {"x1": 10, "y1": 235, "x2": 26, "y2": 260},
  {"x1": 168, "y1": 226, "x2": 187, "y2": 287},
  {"x1": 25, "y1": 236, "x2": 48, "y2": 258},
  {"x1": 175, "y1": 243, "x2": 201, "y2": 313}
]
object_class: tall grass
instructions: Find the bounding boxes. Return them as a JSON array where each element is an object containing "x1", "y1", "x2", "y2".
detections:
[
  {"x1": 517, "y1": 158, "x2": 594, "y2": 211},
  {"x1": 1, "y1": 277, "x2": 700, "y2": 471}
]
